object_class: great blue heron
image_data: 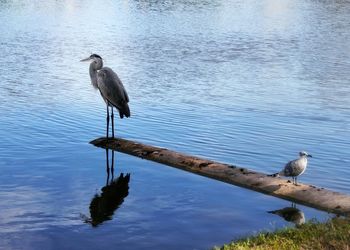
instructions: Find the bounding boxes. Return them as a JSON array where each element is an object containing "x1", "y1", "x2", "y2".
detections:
[
  {"x1": 82, "y1": 149, "x2": 131, "y2": 227},
  {"x1": 81, "y1": 54, "x2": 130, "y2": 138},
  {"x1": 269, "y1": 151, "x2": 312, "y2": 185}
]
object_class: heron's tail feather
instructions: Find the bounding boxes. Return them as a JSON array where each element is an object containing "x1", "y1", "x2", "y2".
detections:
[{"x1": 119, "y1": 103, "x2": 130, "y2": 118}]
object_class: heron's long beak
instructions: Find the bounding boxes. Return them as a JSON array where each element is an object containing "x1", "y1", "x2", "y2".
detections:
[
  {"x1": 80, "y1": 57, "x2": 91, "y2": 62},
  {"x1": 308, "y1": 154, "x2": 313, "y2": 158}
]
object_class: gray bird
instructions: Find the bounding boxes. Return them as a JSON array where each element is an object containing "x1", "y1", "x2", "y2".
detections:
[
  {"x1": 268, "y1": 205, "x2": 305, "y2": 226},
  {"x1": 81, "y1": 54, "x2": 130, "y2": 139},
  {"x1": 270, "y1": 151, "x2": 312, "y2": 185}
]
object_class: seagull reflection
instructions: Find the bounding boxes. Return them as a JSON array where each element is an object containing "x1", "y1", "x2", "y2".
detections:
[
  {"x1": 268, "y1": 203, "x2": 305, "y2": 226},
  {"x1": 84, "y1": 149, "x2": 130, "y2": 227}
]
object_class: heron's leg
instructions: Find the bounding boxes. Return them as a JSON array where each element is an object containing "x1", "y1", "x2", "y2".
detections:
[
  {"x1": 111, "y1": 150, "x2": 115, "y2": 180},
  {"x1": 295, "y1": 177, "x2": 298, "y2": 186},
  {"x1": 111, "y1": 107, "x2": 115, "y2": 138},
  {"x1": 106, "y1": 103, "x2": 110, "y2": 139},
  {"x1": 106, "y1": 149, "x2": 110, "y2": 186}
]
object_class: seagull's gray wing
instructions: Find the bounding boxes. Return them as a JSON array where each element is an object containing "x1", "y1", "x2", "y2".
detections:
[
  {"x1": 282, "y1": 159, "x2": 304, "y2": 177},
  {"x1": 283, "y1": 160, "x2": 296, "y2": 176}
]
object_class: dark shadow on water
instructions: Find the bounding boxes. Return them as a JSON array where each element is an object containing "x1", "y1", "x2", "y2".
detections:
[
  {"x1": 83, "y1": 149, "x2": 131, "y2": 227},
  {"x1": 268, "y1": 203, "x2": 305, "y2": 226}
]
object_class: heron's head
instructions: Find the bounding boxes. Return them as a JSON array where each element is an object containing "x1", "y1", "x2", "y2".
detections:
[
  {"x1": 80, "y1": 54, "x2": 103, "y2": 63},
  {"x1": 299, "y1": 151, "x2": 312, "y2": 158},
  {"x1": 81, "y1": 54, "x2": 103, "y2": 70}
]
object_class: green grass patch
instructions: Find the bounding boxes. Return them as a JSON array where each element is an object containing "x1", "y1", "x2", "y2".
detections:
[{"x1": 215, "y1": 217, "x2": 350, "y2": 250}]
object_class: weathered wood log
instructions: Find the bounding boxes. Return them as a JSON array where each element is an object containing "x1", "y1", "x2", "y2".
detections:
[{"x1": 90, "y1": 137, "x2": 350, "y2": 216}]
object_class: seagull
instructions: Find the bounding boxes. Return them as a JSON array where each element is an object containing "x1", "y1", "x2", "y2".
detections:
[
  {"x1": 270, "y1": 151, "x2": 312, "y2": 185},
  {"x1": 268, "y1": 204, "x2": 305, "y2": 226}
]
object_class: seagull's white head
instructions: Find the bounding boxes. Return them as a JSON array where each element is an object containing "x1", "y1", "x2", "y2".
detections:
[{"x1": 299, "y1": 151, "x2": 312, "y2": 158}]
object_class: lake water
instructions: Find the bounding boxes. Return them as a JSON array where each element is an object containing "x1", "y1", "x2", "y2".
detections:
[{"x1": 1, "y1": 0, "x2": 350, "y2": 249}]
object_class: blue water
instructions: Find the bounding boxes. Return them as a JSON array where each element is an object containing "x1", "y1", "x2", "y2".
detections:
[{"x1": 1, "y1": 0, "x2": 350, "y2": 249}]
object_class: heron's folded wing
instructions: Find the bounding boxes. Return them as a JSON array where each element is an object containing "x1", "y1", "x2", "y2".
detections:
[{"x1": 97, "y1": 67, "x2": 129, "y2": 108}]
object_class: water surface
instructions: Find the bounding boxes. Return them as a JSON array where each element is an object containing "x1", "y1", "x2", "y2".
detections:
[{"x1": 1, "y1": 0, "x2": 350, "y2": 249}]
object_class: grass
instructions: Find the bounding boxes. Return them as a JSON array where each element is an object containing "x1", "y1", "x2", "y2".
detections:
[{"x1": 215, "y1": 217, "x2": 350, "y2": 250}]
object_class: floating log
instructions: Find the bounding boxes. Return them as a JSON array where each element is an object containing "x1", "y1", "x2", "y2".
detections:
[{"x1": 90, "y1": 137, "x2": 350, "y2": 216}]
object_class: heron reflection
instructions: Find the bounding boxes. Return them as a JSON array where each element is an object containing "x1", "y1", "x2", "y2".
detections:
[
  {"x1": 268, "y1": 203, "x2": 305, "y2": 226},
  {"x1": 85, "y1": 149, "x2": 130, "y2": 227}
]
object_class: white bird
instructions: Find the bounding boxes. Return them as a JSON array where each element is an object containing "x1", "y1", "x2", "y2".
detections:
[
  {"x1": 268, "y1": 205, "x2": 305, "y2": 226},
  {"x1": 270, "y1": 151, "x2": 312, "y2": 185},
  {"x1": 81, "y1": 54, "x2": 130, "y2": 139}
]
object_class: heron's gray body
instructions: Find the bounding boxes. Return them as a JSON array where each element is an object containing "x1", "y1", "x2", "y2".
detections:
[
  {"x1": 88, "y1": 56, "x2": 130, "y2": 119},
  {"x1": 97, "y1": 67, "x2": 130, "y2": 118},
  {"x1": 82, "y1": 54, "x2": 130, "y2": 138}
]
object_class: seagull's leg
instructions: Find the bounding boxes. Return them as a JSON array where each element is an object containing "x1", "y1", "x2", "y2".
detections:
[
  {"x1": 111, "y1": 107, "x2": 115, "y2": 138},
  {"x1": 106, "y1": 103, "x2": 110, "y2": 139}
]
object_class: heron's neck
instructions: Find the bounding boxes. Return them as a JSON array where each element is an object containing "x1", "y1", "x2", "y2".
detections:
[{"x1": 89, "y1": 60, "x2": 103, "y2": 89}]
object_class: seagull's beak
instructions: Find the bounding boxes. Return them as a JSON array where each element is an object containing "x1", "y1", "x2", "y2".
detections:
[{"x1": 80, "y1": 57, "x2": 90, "y2": 62}]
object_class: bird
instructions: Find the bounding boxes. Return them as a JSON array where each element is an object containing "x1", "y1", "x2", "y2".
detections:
[
  {"x1": 82, "y1": 149, "x2": 130, "y2": 227},
  {"x1": 81, "y1": 54, "x2": 130, "y2": 139},
  {"x1": 268, "y1": 204, "x2": 305, "y2": 226},
  {"x1": 269, "y1": 151, "x2": 312, "y2": 185},
  {"x1": 88, "y1": 172, "x2": 130, "y2": 227}
]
